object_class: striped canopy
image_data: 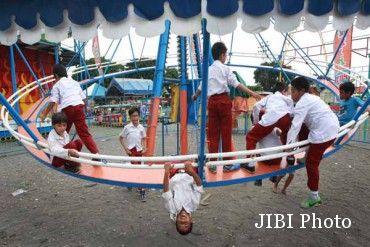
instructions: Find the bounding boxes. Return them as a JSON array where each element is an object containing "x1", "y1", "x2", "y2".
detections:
[{"x1": 0, "y1": 0, "x2": 369, "y2": 45}]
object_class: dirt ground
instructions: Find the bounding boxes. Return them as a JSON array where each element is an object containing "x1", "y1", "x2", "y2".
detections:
[{"x1": 0, "y1": 126, "x2": 370, "y2": 247}]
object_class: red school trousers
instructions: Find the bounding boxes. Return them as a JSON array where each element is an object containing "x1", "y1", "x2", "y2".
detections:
[
  {"x1": 52, "y1": 139, "x2": 83, "y2": 167},
  {"x1": 246, "y1": 114, "x2": 291, "y2": 158},
  {"x1": 129, "y1": 147, "x2": 142, "y2": 165},
  {"x1": 129, "y1": 147, "x2": 144, "y2": 191},
  {"x1": 297, "y1": 125, "x2": 335, "y2": 191},
  {"x1": 62, "y1": 104, "x2": 99, "y2": 154},
  {"x1": 207, "y1": 94, "x2": 233, "y2": 161},
  {"x1": 305, "y1": 138, "x2": 335, "y2": 191}
]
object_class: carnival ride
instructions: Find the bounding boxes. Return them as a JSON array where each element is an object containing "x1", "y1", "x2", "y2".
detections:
[{"x1": 1, "y1": 1, "x2": 370, "y2": 188}]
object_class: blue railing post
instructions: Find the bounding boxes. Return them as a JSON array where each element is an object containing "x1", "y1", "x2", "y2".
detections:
[
  {"x1": 9, "y1": 45, "x2": 20, "y2": 114},
  {"x1": 14, "y1": 44, "x2": 47, "y2": 97},
  {"x1": 198, "y1": 19, "x2": 210, "y2": 180},
  {"x1": 193, "y1": 34, "x2": 203, "y2": 78},
  {"x1": 0, "y1": 93, "x2": 40, "y2": 143},
  {"x1": 54, "y1": 44, "x2": 59, "y2": 64}
]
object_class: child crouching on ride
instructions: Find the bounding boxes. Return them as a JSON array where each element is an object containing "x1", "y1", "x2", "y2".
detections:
[
  {"x1": 162, "y1": 161, "x2": 203, "y2": 235},
  {"x1": 241, "y1": 81, "x2": 293, "y2": 174},
  {"x1": 47, "y1": 112, "x2": 83, "y2": 174},
  {"x1": 119, "y1": 107, "x2": 147, "y2": 201},
  {"x1": 286, "y1": 76, "x2": 339, "y2": 209}
]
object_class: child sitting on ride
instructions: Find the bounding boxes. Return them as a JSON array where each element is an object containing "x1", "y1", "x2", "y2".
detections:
[
  {"x1": 192, "y1": 41, "x2": 261, "y2": 174},
  {"x1": 259, "y1": 128, "x2": 296, "y2": 194},
  {"x1": 119, "y1": 107, "x2": 147, "y2": 201},
  {"x1": 162, "y1": 161, "x2": 203, "y2": 235},
  {"x1": 249, "y1": 107, "x2": 295, "y2": 189},
  {"x1": 286, "y1": 76, "x2": 339, "y2": 208},
  {"x1": 241, "y1": 81, "x2": 294, "y2": 174},
  {"x1": 337, "y1": 81, "x2": 370, "y2": 126},
  {"x1": 47, "y1": 112, "x2": 83, "y2": 174}
]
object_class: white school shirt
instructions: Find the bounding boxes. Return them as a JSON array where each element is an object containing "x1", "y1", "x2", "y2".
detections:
[
  {"x1": 253, "y1": 92, "x2": 294, "y2": 126},
  {"x1": 259, "y1": 130, "x2": 282, "y2": 156},
  {"x1": 162, "y1": 173, "x2": 204, "y2": 221},
  {"x1": 119, "y1": 122, "x2": 146, "y2": 151},
  {"x1": 49, "y1": 77, "x2": 86, "y2": 111},
  {"x1": 197, "y1": 60, "x2": 240, "y2": 96},
  {"x1": 287, "y1": 93, "x2": 339, "y2": 144},
  {"x1": 47, "y1": 129, "x2": 70, "y2": 161}
]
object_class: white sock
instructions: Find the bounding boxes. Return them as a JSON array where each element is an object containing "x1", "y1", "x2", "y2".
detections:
[{"x1": 311, "y1": 191, "x2": 319, "y2": 200}]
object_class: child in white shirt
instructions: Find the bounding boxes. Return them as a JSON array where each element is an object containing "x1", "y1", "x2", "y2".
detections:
[
  {"x1": 47, "y1": 112, "x2": 83, "y2": 174},
  {"x1": 162, "y1": 161, "x2": 204, "y2": 235},
  {"x1": 119, "y1": 107, "x2": 147, "y2": 200},
  {"x1": 241, "y1": 82, "x2": 294, "y2": 173},
  {"x1": 192, "y1": 42, "x2": 261, "y2": 174},
  {"x1": 286, "y1": 76, "x2": 339, "y2": 208}
]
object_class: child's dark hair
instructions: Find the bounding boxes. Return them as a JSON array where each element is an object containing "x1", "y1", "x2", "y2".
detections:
[
  {"x1": 51, "y1": 112, "x2": 68, "y2": 125},
  {"x1": 53, "y1": 64, "x2": 68, "y2": 78},
  {"x1": 339, "y1": 82, "x2": 355, "y2": 94},
  {"x1": 272, "y1": 81, "x2": 288, "y2": 93},
  {"x1": 176, "y1": 221, "x2": 193, "y2": 235},
  {"x1": 128, "y1": 107, "x2": 140, "y2": 117},
  {"x1": 291, "y1": 76, "x2": 310, "y2": 92},
  {"x1": 211, "y1": 42, "x2": 227, "y2": 61}
]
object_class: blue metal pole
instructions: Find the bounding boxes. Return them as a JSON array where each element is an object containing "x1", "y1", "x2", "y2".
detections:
[
  {"x1": 66, "y1": 41, "x2": 88, "y2": 69},
  {"x1": 180, "y1": 36, "x2": 187, "y2": 90},
  {"x1": 257, "y1": 34, "x2": 291, "y2": 83},
  {"x1": 78, "y1": 42, "x2": 84, "y2": 81},
  {"x1": 193, "y1": 34, "x2": 203, "y2": 78},
  {"x1": 179, "y1": 36, "x2": 188, "y2": 154},
  {"x1": 198, "y1": 19, "x2": 210, "y2": 180},
  {"x1": 277, "y1": 34, "x2": 288, "y2": 62},
  {"x1": 128, "y1": 34, "x2": 138, "y2": 69},
  {"x1": 325, "y1": 30, "x2": 348, "y2": 76},
  {"x1": 14, "y1": 44, "x2": 47, "y2": 97},
  {"x1": 9, "y1": 45, "x2": 20, "y2": 113},
  {"x1": 284, "y1": 33, "x2": 326, "y2": 77},
  {"x1": 146, "y1": 20, "x2": 171, "y2": 157},
  {"x1": 0, "y1": 93, "x2": 39, "y2": 142},
  {"x1": 208, "y1": 41, "x2": 214, "y2": 64},
  {"x1": 325, "y1": 30, "x2": 349, "y2": 77},
  {"x1": 79, "y1": 50, "x2": 91, "y2": 79},
  {"x1": 227, "y1": 32, "x2": 234, "y2": 65},
  {"x1": 153, "y1": 21, "x2": 170, "y2": 97},
  {"x1": 54, "y1": 44, "x2": 59, "y2": 64}
]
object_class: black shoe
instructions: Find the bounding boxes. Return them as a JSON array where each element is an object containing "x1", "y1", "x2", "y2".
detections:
[
  {"x1": 140, "y1": 190, "x2": 146, "y2": 202},
  {"x1": 269, "y1": 176, "x2": 277, "y2": 183},
  {"x1": 64, "y1": 163, "x2": 81, "y2": 174},
  {"x1": 240, "y1": 163, "x2": 255, "y2": 173},
  {"x1": 286, "y1": 155, "x2": 296, "y2": 166},
  {"x1": 254, "y1": 180, "x2": 262, "y2": 186}
]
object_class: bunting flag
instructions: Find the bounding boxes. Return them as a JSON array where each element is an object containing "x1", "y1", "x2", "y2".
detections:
[
  {"x1": 334, "y1": 27, "x2": 353, "y2": 85},
  {"x1": 92, "y1": 35, "x2": 103, "y2": 75}
]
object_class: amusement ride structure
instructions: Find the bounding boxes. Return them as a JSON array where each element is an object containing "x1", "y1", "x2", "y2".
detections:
[{"x1": 1, "y1": 0, "x2": 370, "y2": 188}]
